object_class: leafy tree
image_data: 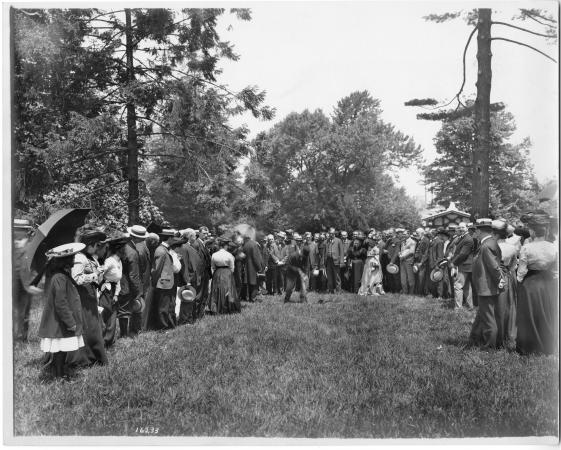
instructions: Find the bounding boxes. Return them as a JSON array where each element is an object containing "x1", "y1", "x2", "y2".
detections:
[
  {"x1": 242, "y1": 92, "x2": 423, "y2": 231},
  {"x1": 12, "y1": 7, "x2": 273, "y2": 228},
  {"x1": 407, "y1": 8, "x2": 557, "y2": 218},
  {"x1": 424, "y1": 107, "x2": 540, "y2": 220}
]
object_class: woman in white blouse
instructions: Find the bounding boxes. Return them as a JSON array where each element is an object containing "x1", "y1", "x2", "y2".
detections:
[
  {"x1": 516, "y1": 212, "x2": 558, "y2": 355},
  {"x1": 209, "y1": 237, "x2": 239, "y2": 314}
]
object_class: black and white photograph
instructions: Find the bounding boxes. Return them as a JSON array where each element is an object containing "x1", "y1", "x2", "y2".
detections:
[{"x1": 4, "y1": 0, "x2": 559, "y2": 443}]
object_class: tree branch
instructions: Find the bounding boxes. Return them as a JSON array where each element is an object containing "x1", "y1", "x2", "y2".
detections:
[
  {"x1": 491, "y1": 37, "x2": 557, "y2": 62},
  {"x1": 492, "y1": 21, "x2": 552, "y2": 38},
  {"x1": 420, "y1": 25, "x2": 478, "y2": 111}
]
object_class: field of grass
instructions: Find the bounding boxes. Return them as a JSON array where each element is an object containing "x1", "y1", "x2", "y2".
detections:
[{"x1": 12, "y1": 292, "x2": 558, "y2": 438}]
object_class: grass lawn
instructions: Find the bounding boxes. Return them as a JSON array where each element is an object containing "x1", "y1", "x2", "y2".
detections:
[{"x1": 12, "y1": 292, "x2": 559, "y2": 438}]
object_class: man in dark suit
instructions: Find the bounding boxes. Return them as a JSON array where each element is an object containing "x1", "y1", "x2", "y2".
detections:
[
  {"x1": 470, "y1": 219, "x2": 505, "y2": 349},
  {"x1": 340, "y1": 231, "x2": 351, "y2": 291},
  {"x1": 413, "y1": 227, "x2": 430, "y2": 295},
  {"x1": 447, "y1": 222, "x2": 474, "y2": 310},
  {"x1": 265, "y1": 234, "x2": 281, "y2": 295},
  {"x1": 117, "y1": 234, "x2": 143, "y2": 338},
  {"x1": 146, "y1": 229, "x2": 177, "y2": 330},
  {"x1": 176, "y1": 228, "x2": 202, "y2": 324},
  {"x1": 428, "y1": 228, "x2": 447, "y2": 298},
  {"x1": 242, "y1": 233, "x2": 264, "y2": 302},
  {"x1": 192, "y1": 227, "x2": 212, "y2": 315},
  {"x1": 127, "y1": 225, "x2": 150, "y2": 334},
  {"x1": 387, "y1": 228, "x2": 403, "y2": 293},
  {"x1": 325, "y1": 227, "x2": 344, "y2": 293}
]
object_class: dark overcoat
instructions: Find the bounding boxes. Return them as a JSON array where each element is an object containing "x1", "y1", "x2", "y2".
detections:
[
  {"x1": 472, "y1": 236, "x2": 503, "y2": 296},
  {"x1": 243, "y1": 239, "x2": 264, "y2": 285},
  {"x1": 38, "y1": 271, "x2": 84, "y2": 339}
]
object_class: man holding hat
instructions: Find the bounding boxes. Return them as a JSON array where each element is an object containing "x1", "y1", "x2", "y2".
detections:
[
  {"x1": 398, "y1": 229, "x2": 417, "y2": 295},
  {"x1": 176, "y1": 228, "x2": 202, "y2": 324},
  {"x1": 428, "y1": 228, "x2": 447, "y2": 298},
  {"x1": 146, "y1": 229, "x2": 178, "y2": 330},
  {"x1": 13, "y1": 218, "x2": 37, "y2": 342},
  {"x1": 448, "y1": 222, "x2": 474, "y2": 310},
  {"x1": 470, "y1": 218, "x2": 506, "y2": 349},
  {"x1": 413, "y1": 228, "x2": 430, "y2": 296},
  {"x1": 325, "y1": 227, "x2": 344, "y2": 294},
  {"x1": 340, "y1": 231, "x2": 351, "y2": 291},
  {"x1": 127, "y1": 225, "x2": 150, "y2": 333}
]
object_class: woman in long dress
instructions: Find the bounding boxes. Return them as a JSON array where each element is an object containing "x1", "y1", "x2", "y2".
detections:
[
  {"x1": 516, "y1": 212, "x2": 558, "y2": 355},
  {"x1": 493, "y1": 220, "x2": 519, "y2": 350},
  {"x1": 209, "y1": 238, "x2": 240, "y2": 314},
  {"x1": 358, "y1": 245, "x2": 384, "y2": 296},
  {"x1": 67, "y1": 228, "x2": 108, "y2": 367},
  {"x1": 347, "y1": 238, "x2": 367, "y2": 293},
  {"x1": 38, "y1": 243, "x2": 86, "y2": 379}
]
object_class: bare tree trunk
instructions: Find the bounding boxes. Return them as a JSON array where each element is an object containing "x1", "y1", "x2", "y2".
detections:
[
  {"x1": 125, "y1": 9, "x2": 139, "y2": 226},
  {"x1": 472, "y1": 8, "x2": 492, "y2": 219}
]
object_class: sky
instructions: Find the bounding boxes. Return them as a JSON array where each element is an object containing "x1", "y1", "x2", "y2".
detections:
[{"x1": 214, "y1": 1, "x2": 559, "y2": 204}]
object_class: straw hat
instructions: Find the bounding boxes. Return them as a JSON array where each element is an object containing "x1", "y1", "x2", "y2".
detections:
[
  {"x1": 127, "y1": 225, "x2": 147, "y2": 239},
  {"x1": 386, "y1": 263, "x2": 399, "y2": 274},
  {"x1": 180, "y1": 285, "x2": 196, "y2": 302},
  {"x1": 46, "y1": 242, "x2": 86, "y2": 259},
  {"x1": 430, "y1": 267, "x2": 444, "y2": 282}
]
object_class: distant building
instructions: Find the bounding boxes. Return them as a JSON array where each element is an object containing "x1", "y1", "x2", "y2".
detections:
[{"x1": 421, "y1": 202, "x2": 470, "y2": 229}]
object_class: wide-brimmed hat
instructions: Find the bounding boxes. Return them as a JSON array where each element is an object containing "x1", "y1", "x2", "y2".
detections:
[
  {"x1": 436, "y1": 227, "x2": 449, "y2": 237},
  {"x1": 105, "y1": 233, "x2": 130, "y2": 247},
  {"x1": 127, "y1": 225, "x2": 147, "y2": 239},
  {"x1": 180, "y1": 285, "x2": 196, "y2": 302},
  {"x1": 430, "y1": 267, "x2": 444, "y2": 282},
  {"x1": 80, "y1": 229, "x2": 107, "y2": 245},
  {"x1": 520, "y1": 210, "x2": 551, "y2": 227},
  {"x1": 387, "y1": 263, "x2": 399, "y2": 274},
  {"x1": 131, "y1": 297, "x2": 145, "y2": 314},
  {"x1": 46, "y1": 242, "x2": 86, "y2": 259},
  {"x1": 293, "y1": 233, "x2": 303, "y2": 241},
  {"x1": 276, "y1": 231, "x2": 287, "y2": 239}
]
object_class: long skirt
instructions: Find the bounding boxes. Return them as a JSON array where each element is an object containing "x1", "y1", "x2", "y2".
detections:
[
  {"x1": 67, "y1": 284, "x2": 108, "y2": 366},
  {"x1": 495, "y1": 270, "x2": 517, "y2": 350},
  {"x1": 99, "y1": 283, "x2": 118, "y2": 347},
  {"x1": 209, "y1": 268, "x2": 240, "y2": 314},
  {"x1": 358, "y1": 257, "x2": 382, "y2": 296},
  {"x1": 350, "y1": 259, "x2": 364, "y2": 293},
  {"x1": 516, "y1": 270, "x2": 558, "y2": 355}
]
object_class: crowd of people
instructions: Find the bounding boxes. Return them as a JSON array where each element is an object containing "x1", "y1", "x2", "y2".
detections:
[{"x1": 12, "y1": 208, "x2": 558, "y2": 380}]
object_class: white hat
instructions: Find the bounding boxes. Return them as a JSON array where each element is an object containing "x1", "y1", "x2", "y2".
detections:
[
  {"x1": 127, "y1": 225, "x2": 147, "y2": 239},
  {"x1": 46, "y1": 242, "x2": 86, "y2": 259}
]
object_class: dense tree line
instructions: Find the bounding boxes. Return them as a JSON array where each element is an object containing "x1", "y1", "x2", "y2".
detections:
[{"x1": 236, "y1": 91, "x2": 423, "y2": 231}]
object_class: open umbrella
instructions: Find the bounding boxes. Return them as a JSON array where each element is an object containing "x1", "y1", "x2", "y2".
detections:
[
  {"x1": 233, "y1": 223, "x2": 256, "y2": 241},
  {"x1": 25, "y1": 208, "x2": 91, "y2": 273}
]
